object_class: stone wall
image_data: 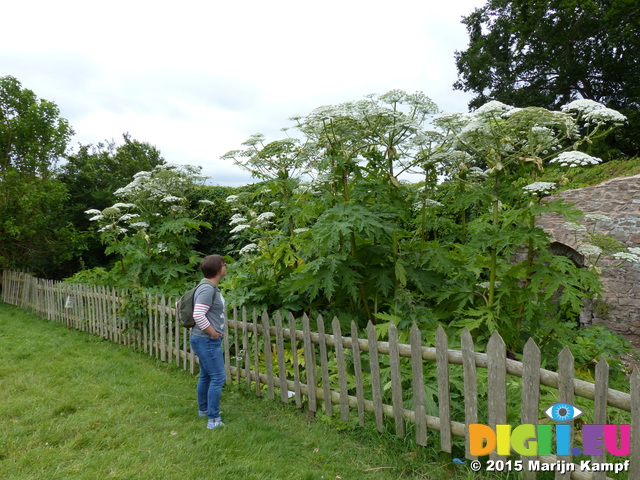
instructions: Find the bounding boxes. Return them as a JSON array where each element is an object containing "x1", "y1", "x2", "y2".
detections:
[{"x1": 536, "y1": 174, "x2": 640, "y2": 343}]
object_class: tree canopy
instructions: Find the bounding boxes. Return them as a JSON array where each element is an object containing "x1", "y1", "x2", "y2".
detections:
[
  {"x1": 0, "y1": 76, "x2": 78, "y2": 277},
  {"x1": 453, "y1": 0, "x2": 640, "y2": 155}
]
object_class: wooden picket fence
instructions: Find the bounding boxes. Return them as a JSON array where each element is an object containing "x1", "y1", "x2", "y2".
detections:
[{"x1": 2, "y1": 270, "x2": 639, "y2": 480}]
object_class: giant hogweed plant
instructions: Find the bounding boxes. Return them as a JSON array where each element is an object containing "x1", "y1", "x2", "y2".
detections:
[
  {"x1": 423, "y1": 100, "x2": 630, "y2": 351},
  {"x1": 75, "y1": 163, "x2": 213, "y2": 293},
  {"x1": 223, "y1": 91, "x2": 441, "y2": 326},
  {"x1": 223, "y1": 93, "x2": 628, "y2": 359}
]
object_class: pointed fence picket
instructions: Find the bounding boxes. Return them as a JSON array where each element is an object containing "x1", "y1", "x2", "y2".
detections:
[{"x1": 2, "y1": 270, "x2": 637, "y2": 480}]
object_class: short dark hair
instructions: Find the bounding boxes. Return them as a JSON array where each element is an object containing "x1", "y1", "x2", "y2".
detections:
[{"x1": 201, "y1": 254, "x2": 225, "y2": 278}]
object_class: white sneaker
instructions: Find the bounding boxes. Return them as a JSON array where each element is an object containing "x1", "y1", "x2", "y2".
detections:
[{"x1": 207, "y1": 418, "x2": 225, "y2": 429}]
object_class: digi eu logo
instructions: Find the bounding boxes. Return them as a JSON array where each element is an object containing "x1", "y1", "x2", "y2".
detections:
[{"x1": 469, "y1": 403, "x2": 631, "y2": 457}]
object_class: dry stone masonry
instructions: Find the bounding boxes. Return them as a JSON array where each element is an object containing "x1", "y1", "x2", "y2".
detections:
[{"x1": 536, "y1": 174, "x2": 640, "y2": 343}]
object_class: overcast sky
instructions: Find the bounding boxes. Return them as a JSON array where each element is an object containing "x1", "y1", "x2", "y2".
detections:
[{"x1": 2, "y1": 0, "x2": 487, "y2": 186}]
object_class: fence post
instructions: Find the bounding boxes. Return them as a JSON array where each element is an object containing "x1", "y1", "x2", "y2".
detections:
[
  {"x1": 317, "y1": 315, "x2": 332, "y2": 417},
  {"x1": 521, "y1": 337, "x2": 541, "y2": 480},
  {"x1": 389, "y1": 322, "x2": 405, "y2": 437},
  {"x1": 261, "y1": 311, "x2": 275, "y2": 400},
  {"x1": 461, "y1": 328, "x2": 477, "y2": 461},
  {"x1": 592, "y1": 358, "x2": 609, "y2": 480},
  {"x1": 367, "y1": 321, "x2": 384, "y2": 432},
  {"x1": 556, "y1": 347, "x2": 575, "y2": 480},
  {"x1": 242, "y1": 307, "x2": 251, "y2": 390},
  {"x1": 289, "y1": 313, "x2": 302, "y2": 408},
  {"x1": 302, "y1": 313, "x2": 317, "y2": 416},
  {"x1": 332, "y1": 317, "x2": 350, "y2": 421},
  {"x1": 487, "y1": 330, "x2": 506, "y2": 462},
  {"x1": 436, "y1": 325, "x2": 452, "y2": 453},
  {"x1": 411, "y1": 323, "x2": 427, "y2": 447},
  {"x1": 275, "y1": 312, "x2": 289, "y2": 404},
  {"x1": 252, "y1": 309, "x2": 262, "y2": 397},
  {"x1": 351, "y1": 321, "x2": 366, "y2": 426}
]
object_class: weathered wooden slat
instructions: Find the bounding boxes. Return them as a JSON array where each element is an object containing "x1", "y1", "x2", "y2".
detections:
[
  {"x1": 521, "y1": 337, "x2": 541, "y2": 480},
  {"x1": 556, "y1": 347, "x2": 574, "y2": 480},
  {"x1": 389, "y1": 323, "x2": 405, "y2": 437},
  {"x1": 592, "y1": 358, "x2": 609, "y2": 480},
  {"x1": 167, "y1": 295, "x2": 173, "y2": 362},
  {"x1": 487, "y1": 330, "x2": 506, "y2": 461},
  {"x1": 252, "y1": 309, "x2": 262, "y2": 397},
  {"x1": 182, "y1": 319, "x2": 188, "y2": 371},
  {"x1": 367, "y1": 321, "x2": 384, "y2": 432},
  {"x1": 332, "y1": 317, "x2": 350, "y2": 421},
  {"x1": 159, "y1": 295, "x2": 167, "y2": 362},
  {"x1": 227, "y1": 310, "x2": 235, "y2": 383},
  {"x1": 262, "y1": 311, "x2": 275, "y2": 399},
  {"x1": 411, "y1": 323, "x2": 427, "y2": 446},
  {"x1": 351, "y1": 321, "x2": 365, "y2": 426},
  {"x1": 242, "y1": 308, "x2": 251, "y2": 390},
  {"x1": 234, "y1": 309, "x2": 241, "y2": 386},
  {"x1": 289, "y1": 313, "x2": 302, "y2": 408},
  {"x1": 461, "y1": 328, "x2": 477, "y2": 460},
  {"x1": 316, "y1": 315, "x2": 332, "y2": 417},
  {"x1": 436, "y1": 326, "x2": 452, "y2": 453},
  {"x1": 275, "y1": 312, "x2": 289, "y2": 403},
  {"x1": 302, "y1": 313, "x2": 317, "y2": 414}
]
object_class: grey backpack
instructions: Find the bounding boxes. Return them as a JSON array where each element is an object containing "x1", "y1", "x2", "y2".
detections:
[{"x1": 176, "y1": 280, "x2": 215, "y2": 328}]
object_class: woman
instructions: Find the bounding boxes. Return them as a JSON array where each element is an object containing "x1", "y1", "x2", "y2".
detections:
[{"x1": 190, "y1": 254, "x2": 227, "y2": 429}]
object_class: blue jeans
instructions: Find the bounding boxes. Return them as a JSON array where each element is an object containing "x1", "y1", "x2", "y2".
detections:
[{"x1": 190, "y1": 335, "x2": 226, "y2": 420}]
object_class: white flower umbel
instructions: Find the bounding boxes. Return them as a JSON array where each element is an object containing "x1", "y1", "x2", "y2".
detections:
[
  {"x1": 239, "y1": 243, "x2": 260, "y2": 255},
  {"x1": 474, "y1": 100, "x2": 515, "y2": 117},
  {"x1": 256, "y1": 212, "x2": 276, "y2": 223},
  {"x1": 561, "y1": 99, "x2": 605, "y2": 114},
  {"x1": 99, "y1": 225, "x2": 128, "y2": 234},
  {"x1": 612, "y1": 252, "x2": 640, "y2": 264},
  {"x1": 550, "y1": 151, "x2": 602, "y2": 167},
  {"x1": 89, "y1": 214, "x2": 104, "y2": 221},
  {"x1": 230, "y1": 224, "x2": 251, "y2": 233},
  {"x1": 160, "y1": 195, "x2": 182, "y2": 203},
  {"x1": 523, "y1": 181, "x2": 556, "y2": 195},
  {"x1": 129, "y1": 222, "x2": 150, "y2": 228},
  {"x1": 225, "y1": 195, "x2": 239, "y2": 203},
  {"x1": 563, "y1": 222, "x2": 587, "y2": 232},
  {"x1": 585, "y1": 108, "x2": 627, "y2": 125},
  {"x1": 423, "y1": 199, "x2": 444, "y2": 207},
  {"x1": 578, "y1": 244, "x2": 603, "y2": 256},
  {"x1": 229, "y1": 214, "x2": 248, "y2": 226},
  {"x1": 119, "y1": 213, "x2": 140, "y2": 222},
  {"x1": 112, "y1": 203, "x2": 136, "y2": 209},
  {"x1": 198, "y1": 199, "x2": 215, "y2": 205},
  {"x1": 85, "y1": 209, "x2": 102, "y2": 215},
  {"x1": 584, "y1": 213, "x2": 611, "y2": 222}
]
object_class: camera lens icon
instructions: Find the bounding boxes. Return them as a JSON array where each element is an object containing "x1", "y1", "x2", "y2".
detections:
[{"x1": 544, "y1": 403, "x2": 583, "y2": 422}]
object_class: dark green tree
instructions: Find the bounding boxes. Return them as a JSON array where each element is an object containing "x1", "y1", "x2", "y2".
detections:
[
  {"x1": 58, "y1": 134, "x2": 165, "y2": 270},
  {"x1": 454, "y1": 0, "x2": 640, "y2": 155},
  {"x1": 0, "y1": 76, "x2": 79, "y2": 277}
]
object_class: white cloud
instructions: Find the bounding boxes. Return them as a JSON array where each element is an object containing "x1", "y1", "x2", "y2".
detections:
[{"x1": 2, "y1": 0, "x2": 486, "y2": 186}]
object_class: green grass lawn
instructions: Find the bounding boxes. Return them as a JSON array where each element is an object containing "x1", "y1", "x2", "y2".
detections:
[{"x1": 0, "y1": 302, "x2": 514, "y2": 480}]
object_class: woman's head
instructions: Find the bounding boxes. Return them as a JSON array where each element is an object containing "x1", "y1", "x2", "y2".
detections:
[{"x1": 200, "y1": 254, "x2": 226, "y2": 279}]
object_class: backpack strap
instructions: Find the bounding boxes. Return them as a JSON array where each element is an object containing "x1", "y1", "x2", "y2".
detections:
[{"x1": 194, "y1": 279, "x2": 217, "y2": 305}]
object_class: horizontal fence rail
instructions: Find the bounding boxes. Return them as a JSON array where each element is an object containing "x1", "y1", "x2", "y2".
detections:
[{"x1": 2, "y1": 270, "x2": 638, "y2": 480}]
